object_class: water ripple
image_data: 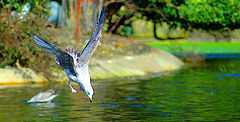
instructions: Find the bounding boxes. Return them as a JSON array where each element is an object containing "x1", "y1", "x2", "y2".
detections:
[
  {"x1": 217, "y1": 73, "x2": 240, "y2": 78},
  {"x1": 129, "y1": 105, "x2": 142, "y2": 107},
  {"x1": 146, "y1": 107, "x2": 164, "y2": 109},
  {"x1": 125, "y1": 97, "x2": 136, "y2": 99},
  {"x1": 104, "y1": 105, "x2": 120, "y2": 107},
  {"x1": 157, "y1": 115, "x2": 170, "y2": 117}
]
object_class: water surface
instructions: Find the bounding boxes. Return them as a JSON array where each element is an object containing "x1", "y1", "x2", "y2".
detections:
[{"x1": 0, "y1": 58, "x2": 240, "y2": 121}]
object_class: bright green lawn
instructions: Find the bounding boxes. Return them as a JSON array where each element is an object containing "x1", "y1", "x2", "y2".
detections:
[{"x1": 146, "y1": 42, "x2": 240, "y2": 54}]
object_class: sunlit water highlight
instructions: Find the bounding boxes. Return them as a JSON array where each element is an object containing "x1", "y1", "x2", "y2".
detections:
[{"x1": 0, "y1": 58, "x2": 240, "y2": 121}]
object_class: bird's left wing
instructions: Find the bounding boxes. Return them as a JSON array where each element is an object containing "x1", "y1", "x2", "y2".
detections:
[
  {"x1": 32, "y1": 33, "x2": 76, "y2": 75},
  {"x1": 78, "y1": 8, "x2": 105, "y2": 64}
]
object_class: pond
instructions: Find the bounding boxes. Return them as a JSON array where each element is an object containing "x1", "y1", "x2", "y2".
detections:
[{"x1": 0, "y1": 58, "x2": 240, "y2": 121}]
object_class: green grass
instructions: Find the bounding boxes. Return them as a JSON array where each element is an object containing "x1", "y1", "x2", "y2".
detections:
[{"x1": 145, "y1": 42, "x2": 240, "y2": 54}]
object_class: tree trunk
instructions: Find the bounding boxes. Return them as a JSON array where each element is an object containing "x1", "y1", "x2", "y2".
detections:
[{"x1": 83, "y1": 0, "x2": 90, "y2": 33}]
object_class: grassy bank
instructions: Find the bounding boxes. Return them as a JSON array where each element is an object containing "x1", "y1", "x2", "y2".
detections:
[{"x1": 145, "y1": 42, "x2": 240, "y2": 54}]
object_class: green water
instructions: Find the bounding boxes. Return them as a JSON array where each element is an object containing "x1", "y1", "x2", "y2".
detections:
[{"x1": 0, "y1": 58, "x2": 240, "y2": 121}]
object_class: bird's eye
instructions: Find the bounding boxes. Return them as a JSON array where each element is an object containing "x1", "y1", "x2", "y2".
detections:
[{"x1": 87, "y1": 92, "x2": 90, "y2": 95}]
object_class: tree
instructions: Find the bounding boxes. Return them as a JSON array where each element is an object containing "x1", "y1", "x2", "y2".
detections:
[{"x1": 132, "y1": 0, "x2": 240, "y2": 41}]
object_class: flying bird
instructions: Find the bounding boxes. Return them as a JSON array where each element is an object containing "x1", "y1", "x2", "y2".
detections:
[{"x1": 31, "y1": 8, "x2": 105, "y2": 102}]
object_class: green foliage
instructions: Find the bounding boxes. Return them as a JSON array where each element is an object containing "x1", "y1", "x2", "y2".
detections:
[
  {"x1": 2, "y1": 0, "x2": 47, "y2": 11},
  {"x1": 0, "y1": 3, "x2": 57, "y2": 80},
  {"x1": 178, "y1": 0, "x2": 240, "y2": 30},
  {"x1": 133, "y1": 0, "x2": 240, "y2": 30}
]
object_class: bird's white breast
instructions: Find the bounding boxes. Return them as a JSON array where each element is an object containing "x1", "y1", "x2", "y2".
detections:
[
  {"x1": 76, "y1": 63, "x2": 90, "y2": 83},
  {"x1": 64, "y1": 63, "x2": 90, "y2": 88}
]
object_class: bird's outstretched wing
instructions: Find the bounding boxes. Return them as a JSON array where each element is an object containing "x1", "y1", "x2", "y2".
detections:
[
  {"x1": 79, "y1": 8, "x2": 105, "y2": 64},
  {"x1": 32, "y1": 33, "x2": 76, "y2": 75}
]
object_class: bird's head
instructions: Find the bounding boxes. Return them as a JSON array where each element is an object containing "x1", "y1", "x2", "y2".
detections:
[
  {"x1": 76, "y1": 68, "x2": 94, "y2": 102},
  {"x1": 85, "y1": 86, "x2": 94, "y2": 102}
]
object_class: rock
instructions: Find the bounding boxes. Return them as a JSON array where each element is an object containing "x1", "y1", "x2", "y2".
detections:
[
  {"x1": 187, "y1": 29, "x2": 240, "y2": 42},
  {"x1": 132, "y1": 20, "x2": 188, "y2": 39},
  {"x1": 0, "y1": 50, "x2": 184, "y2": 83},
  {"x1": 89, "y1": 50, "x2": 184, "y2": 79},
  {"x1": 45, "y1": 1, "x2": 67, "y2": 26},
  {"x1": 132, "y1": 20, "x2": 154, "y2": 38},
  {"x1": 231, "y1": 29, "x2": 240, "y2": 42},
  {"x1": 187, "y1": 29, "x2": 215, "y2": 42},
  {"x1": 0, "y1": 67, "x2": 47, "y2": 84}
]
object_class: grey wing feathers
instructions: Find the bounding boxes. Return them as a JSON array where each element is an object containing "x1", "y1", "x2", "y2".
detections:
[
  {"x1": 32, "y1": 33, "x2": 76, "y2": 75},
  {"x1": 32, "y1": 32, "x2": 59, "y2": 56},
  {"x1": 65, "y1": 47, "x2": 81, "y2": 64},
  {"x1": 79, "y1": 8, "x2": 105, "y2": 64}
]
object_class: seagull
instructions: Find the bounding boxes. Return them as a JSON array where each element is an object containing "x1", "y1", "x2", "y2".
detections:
[
  {"x1": 27, "y1": 89, "x2": 59, "y2": 103},
  {"x1": 31, "y1": 8, "x2": 105, "y2": 102}
]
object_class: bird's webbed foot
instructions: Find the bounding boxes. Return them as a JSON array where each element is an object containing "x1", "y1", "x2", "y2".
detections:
[
  {"x1": 71, "y1": 87, "x2": 77, "y2": 93},
  {"x1": 68, "y1": 80, "x2": 77, "y2": 93}
]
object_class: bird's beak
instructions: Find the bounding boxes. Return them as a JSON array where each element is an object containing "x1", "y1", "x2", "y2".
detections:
[{"x1": 89, "y1": 98, "x2": 93, "y2": 103}]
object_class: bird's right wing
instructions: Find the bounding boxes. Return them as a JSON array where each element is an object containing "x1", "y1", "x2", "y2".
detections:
[
  {"x1": 32, "y1": 33, "x2": 76, "y2": 75},
  {"x1": 78, "y1": 8, "x2": 105, "y2": 64}
]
